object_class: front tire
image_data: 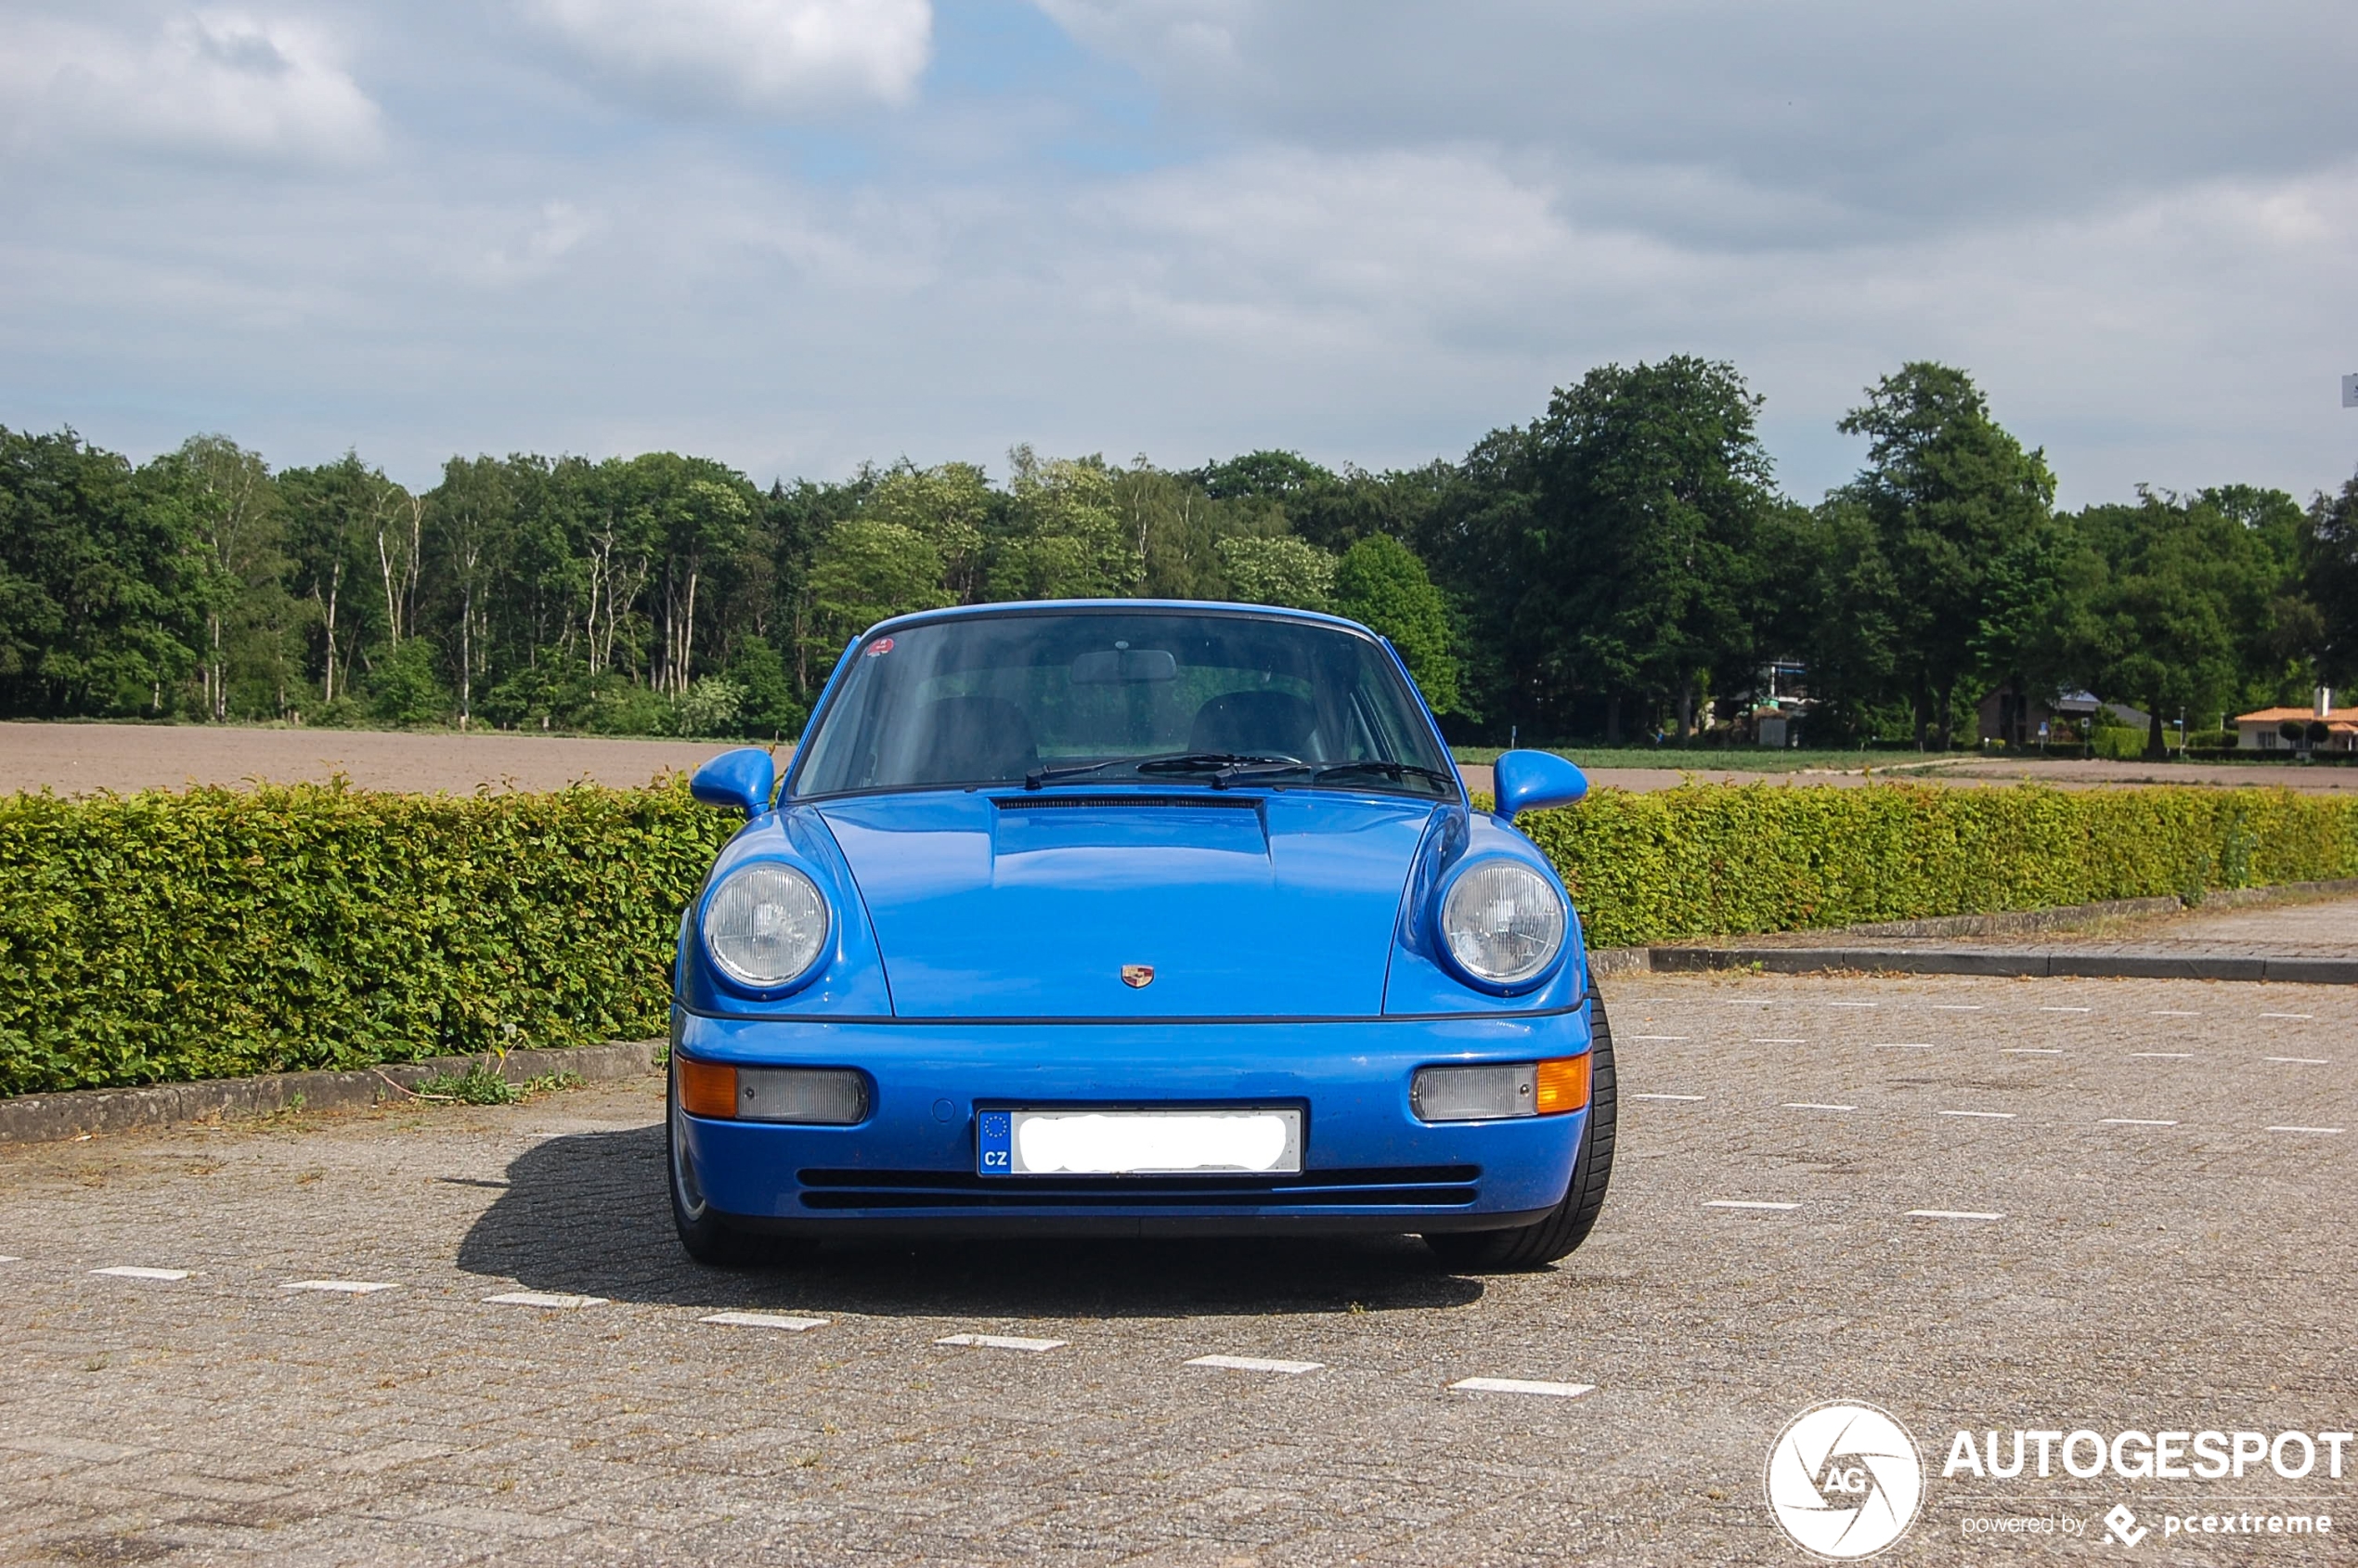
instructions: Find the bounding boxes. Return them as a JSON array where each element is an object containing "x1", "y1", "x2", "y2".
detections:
[
  {"x1": 1424, "y1": 989, "x2": 1618, "y2": 1272},
  {"x1": 667, "y1": 1070, "x2": 809, "y2": 1268}
]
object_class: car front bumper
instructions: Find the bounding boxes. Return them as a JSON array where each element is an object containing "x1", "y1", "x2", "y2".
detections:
[{"x1": 670, "y1": 1005, "x2": 1594, "y2": 1238}]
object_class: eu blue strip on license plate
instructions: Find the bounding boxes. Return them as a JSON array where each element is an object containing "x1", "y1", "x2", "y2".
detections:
[{"x1": 977, "y1": 1110, "x2": 1014, "y2": 1174}]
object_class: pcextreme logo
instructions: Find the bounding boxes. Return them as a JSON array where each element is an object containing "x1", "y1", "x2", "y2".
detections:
[{"x1": 1765, "y1": 1401, "x2": 1926, "y2": 1560}]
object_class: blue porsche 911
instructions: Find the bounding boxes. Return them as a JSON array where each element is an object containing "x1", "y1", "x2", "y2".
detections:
[{"x1": 667, "y1": 601, "x2": 1613, "y2": 1271}]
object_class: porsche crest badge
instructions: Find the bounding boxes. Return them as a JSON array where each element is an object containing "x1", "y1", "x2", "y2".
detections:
[{"x1": 1121, "y1": 965, "x2": 1155, "y2": 989}]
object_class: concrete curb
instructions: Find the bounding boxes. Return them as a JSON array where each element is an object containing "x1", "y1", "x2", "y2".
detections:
[
  {"x1": 0, "y1": 1039, "x2": 665, "y2": 1146},
  {"x1": 1588, "y1": 877, "x2": 2358, "y2": 983},
  {"x1": 1642, "y1": 948, "x2": 2358, "y2": 984}
]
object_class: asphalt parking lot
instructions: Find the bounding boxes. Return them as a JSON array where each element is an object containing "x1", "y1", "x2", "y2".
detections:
[{"x1": 3, "y1": 972, "x2": 2352, "y2": 1566}]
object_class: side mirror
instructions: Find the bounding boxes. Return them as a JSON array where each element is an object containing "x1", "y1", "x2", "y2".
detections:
[
  {"x1": 690, "y1": 747, "x2": 777, "y2": 819},
  {"x1": 1491, "y1": 748, "x2": 1587, "y2": 823}
]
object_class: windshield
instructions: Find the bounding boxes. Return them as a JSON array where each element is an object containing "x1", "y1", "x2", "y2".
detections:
[{"x1": 791, "y1": 609, "x2": 1457, "y2": 800}]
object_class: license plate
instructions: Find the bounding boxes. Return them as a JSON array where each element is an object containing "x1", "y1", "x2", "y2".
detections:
[{"x1": 977, "y1": 1108, "x2": 1303, "y2": 1176}]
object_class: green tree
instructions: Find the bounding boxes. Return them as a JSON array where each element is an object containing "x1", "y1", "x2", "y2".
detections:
[
  {"x1": 725, "y1": 632, "x2": 805, "y2": 739},
  {"x1": 421, "y1": 457, "x2": 516, "y2": 727},
  {"x1": 1195, "y1": 449, "x2": 1337, "y2": 504},
  {"x1": 143, "y1": 435, "x2": 295, "y2": 721},
  {"x1": 1332, "y1": 534, "x2": 1465, "y2": 715},
  {"x1": 1834, "y1": 363, "x2": 2057, "y2": 747},
  {"x1": 1217, "y1": 536, "x2": 1337, "y2": 611},
  {"x1": 1509, "y1": 356, "x2": 1779, "y2": 740},
  {"x1": 989, "y1": 447, "x2": 1139, "y2": 599},
  {"x1": 369, "y1": 635, "x2": 451, "y2": 726},
  {"x1": 279, "y1": 452, "x2": 408, "y2": 708},
  {"x1": 2078, "y1": 490, "x2": 2288, "y2": 756},
  {"x1": 803, "y1": 520, "x2": 951, "y2": 664},
  {"x1": 1118, "y1": 464, "x2": 1264, "y2": 601},
  {"x1": 0, "y1": 427, "x2": 198, "y2": 717},
  {"x1": 752, "y1": 474, "x2": 867, "y2": 695},
  {"x1": 2303, "y1": 469, "x2": 2358, "y2": 688},
  {"x1": 861, "y1": 461, "x2": 992, "y2": 602}
]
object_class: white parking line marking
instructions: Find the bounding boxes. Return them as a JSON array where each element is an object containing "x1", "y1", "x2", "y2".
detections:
[
  {"x1": 2129, "y1": 1053, "x2": 2193, "y2": 1059},
  {"x1": 704, "y1": 1312, "x2": 829, "y2": 1332},
  {"x1": 2267, "y1": 1126, "x2": 2345, "y2": 1135},
  {"x1": 2040, "y1": 1006, "x2": 2092, "y2": 1013},
  {"x1": 2099, "y1": 1119, "x2": 2179, "y2": 1127},
  {"x1": 1626, "y1": 1035, "x2": 1691, "y2": 1042},
  {"x1": 938, "y1": 1333, "x2": 1067, "y2": 1352},
  {"x1": 1631, "y1": 1093, "x2": 1706, "y2": 1102},
  {"x1": 2151, "y1": 1010, "x2": 2199, "y2": 1017},
  {"x1": 2260, "y1": 1013, "x2": 2313, "y2": 1020},
  {"x1": 1752, "y1": 1038, "x2": 1807, "y2": 1044},
  {"x1": 0, "y1": 1256, "x2": 19, "y2": 1264},
  {"x1": 1938, "y1": 1110, "x2": 2015, "y2": 1120},
  {"x1": 1452, "y1": 1377, "x2": 1596, "y2": 1399},
  {"x1": 93, "y1": 1267, "x2": 189, "y2": 1281},
  {"x1": 1187, "y1": 1354, "x2": 1321, "y2": 1375},
  {"x1": 1908, "y1": 1210, "x2": 2006, "y2": 1221},
  {"x1": 485, "y1": 1291, "x2": 606, "y2": 1309},
  {"x1": 2002, "y1": 1048, "x2": 2063, "y2": 1055},
  {"x1": 1872, "y1": 1043, "x2": 1935, "y2": 1050},
  {"x1": 1704, "y1": 1200, "x2": 1799, "y2": 1211},
  {"x1": 1781, "y1": 1103, "x2": 1857, "y2": 1112},
  {"x1": 2263, "y1": 1056, "x2": 2329, "y2": 1065},
  {"x1": 1932, "y1": 1004, "x2": 1984, "y2": 1011},
  {"x1": 282, "y1": 1280, "x2": 399, "y2": 1294}
]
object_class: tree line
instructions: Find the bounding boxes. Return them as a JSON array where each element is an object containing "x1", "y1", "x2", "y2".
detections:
[{"x1": 5, "y1": 359, "x2": 2353, "y2": 754}]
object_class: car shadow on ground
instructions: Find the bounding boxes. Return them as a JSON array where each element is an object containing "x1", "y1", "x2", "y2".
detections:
[{"x1": 455, "y1": 1126, "x2": 1487, "y2": 1315}]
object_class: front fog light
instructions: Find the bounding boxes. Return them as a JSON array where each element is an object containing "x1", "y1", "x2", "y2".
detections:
[
  {"x1": 1412, "y1": 1063, "x2": 1536, "y2": 1121},
  {"x1": 736, "y1": 1067, "x2": 868, "y2": 1125}
]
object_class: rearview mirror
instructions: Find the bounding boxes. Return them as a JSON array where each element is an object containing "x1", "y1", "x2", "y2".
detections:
[
  {"x1": 690, "y1": 747, "x2": 777, "y2": 819},
  {"x1": 1070, "y1": 648, "x2": 1178, "y2": 683},
  {"x1": 1491, "y1": 749, "x2": 1587, "y2": 823}
]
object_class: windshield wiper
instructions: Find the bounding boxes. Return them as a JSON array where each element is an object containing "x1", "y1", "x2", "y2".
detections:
[
  {"x1": 1023, "y1": 752, "x2": 1453, "y2": 793},
  {"x1": 1024, "y1": 752, "x2": 1291, "y2": 789},
  {"x1": 1309, "y1": 760, "x2": 1460, "y2": 790}
]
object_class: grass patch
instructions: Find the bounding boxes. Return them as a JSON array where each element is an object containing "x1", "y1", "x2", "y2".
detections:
[{"x1": 409, "y1": 1061, "x2": 586, "y2": 1106}]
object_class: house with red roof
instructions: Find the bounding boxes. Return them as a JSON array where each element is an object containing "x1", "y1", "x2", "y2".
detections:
[{"x1": 2234, "y1": 690, "x2": 2358, "y2": 753}]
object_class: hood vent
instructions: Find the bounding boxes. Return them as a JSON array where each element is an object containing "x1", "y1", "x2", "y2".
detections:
[{"x1": 997, "y1": 794, "x2": 1262, "y2": 811}]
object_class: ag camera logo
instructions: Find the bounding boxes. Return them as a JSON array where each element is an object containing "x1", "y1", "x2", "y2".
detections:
[{"x1": 1766, "y1": 1401, "x2": 1925, "y2": 1560}]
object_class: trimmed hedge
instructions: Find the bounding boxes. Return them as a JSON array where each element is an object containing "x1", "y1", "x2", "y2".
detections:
[
  {"x1": 4, "y1": 779, "x2": 2353, "y2": 1095},
  {"x1": 1518, "y1": 783, "x2": 2358, "y2": 951},
  {"x1": 0, "y1": 782, "x2": 732, "y2": 1096}
]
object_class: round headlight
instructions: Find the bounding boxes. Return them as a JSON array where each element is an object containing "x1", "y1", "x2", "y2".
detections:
[
  {"x1": 1439, "y1": 859, "x2": 1566, "y2": 986},
  {"x1": 703, "y1": 863, "x2": 830, "y2": 990}
]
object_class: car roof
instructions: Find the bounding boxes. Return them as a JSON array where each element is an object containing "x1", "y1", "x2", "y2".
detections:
[{"x1": 857, "y1": 599, "x2": 1380, "y2": 641}]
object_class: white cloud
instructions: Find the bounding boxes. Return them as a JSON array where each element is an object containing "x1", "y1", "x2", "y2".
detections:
[
  {"x1": 0, "y1": 6, "x2": 382, "y2": 165},
  {"x1": 524, "y1": 0, "x2": 932, "y2": 116},
  {"x1": 3, "y1": 0, "x2": 2354, "y2": 517},
  {"x1": 1033, "y1": 1, "x2": 2358, "y2": 246}
]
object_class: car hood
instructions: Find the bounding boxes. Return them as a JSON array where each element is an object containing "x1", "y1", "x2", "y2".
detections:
[{"x1": 815, "y1": 790, "x2": 1443, "y2": 1018}]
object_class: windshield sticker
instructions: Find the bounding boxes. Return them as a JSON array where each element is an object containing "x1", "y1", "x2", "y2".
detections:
[{"x1": 864, "y1": 637, "x2": 895, "y2": 657}]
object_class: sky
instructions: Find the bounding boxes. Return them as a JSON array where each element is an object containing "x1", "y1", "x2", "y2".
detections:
[{"x1": 2, "y1": 0, "x2": 2354, "y2": 508}]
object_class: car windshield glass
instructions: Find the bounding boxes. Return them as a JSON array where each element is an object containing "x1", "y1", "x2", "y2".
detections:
[{"x1": 791, "y1": 610, "x2": 1457, "y2": 800}]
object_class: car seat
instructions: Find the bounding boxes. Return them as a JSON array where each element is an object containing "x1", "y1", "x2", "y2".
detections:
[
  {"x1": 907, "y1": 694, "x2": 1039, "y2": 784},
  {"x1": 1188, "y1": 691, "x2": 1317, "y2": 758}
]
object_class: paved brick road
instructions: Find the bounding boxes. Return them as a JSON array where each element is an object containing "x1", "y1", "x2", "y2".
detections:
[{"x1": 3, "y1": 974, "x2": 2352, "y2": 1565}]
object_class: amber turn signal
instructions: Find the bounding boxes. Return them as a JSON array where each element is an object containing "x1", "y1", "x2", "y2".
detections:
[
  {"x1": 676, "y1": 1056, "x2": 739, "y2": 1119},
  {"x1": 1534, "y1": 1054, "x2": 1590, "y2": 1116}
]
